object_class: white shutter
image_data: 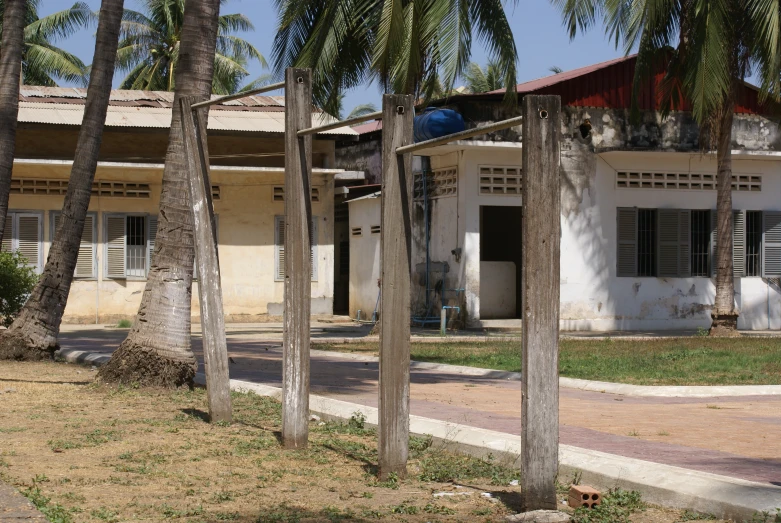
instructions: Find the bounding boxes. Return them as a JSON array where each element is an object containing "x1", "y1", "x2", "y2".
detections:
[
  {"x1": 147, "y1": 214, "x2": 158, "y2": 276},
  {"x1": 710, "y1": 210, "x2": 717, "y2": 276},
  {"x1": 616, "y1": 208, "x2": 637, "y2": 277},
  {"x1": 17, "y1": 214, "x2": 41, "y2": 273},
  {"x1": 106, "y1": 215, "x2": 126, "y2": 278},
  {"x1": 657, "y1": 209, "x2": 679, "y2": 277},
  {"x1": 275, "y1": 215, "x2": 285, "y2": 281},
  {"x1": 311, "y1": 217, "x2": 318, "y2": 281},
  {"x1": 1, "y1": 214, "x2": 13, "y2": 253},
  {"x1": 678, "y1": 210, "x2": 691, "y2": 277},
  {"x1": 733, "y1": 211, "x2": 745, "y2": 277},
  {"x1": 52, "y1": 213, "x2": 96, "y2": 278},
  {"x1": 762, "y1": 211, "x2": 781, "y2": 277}
]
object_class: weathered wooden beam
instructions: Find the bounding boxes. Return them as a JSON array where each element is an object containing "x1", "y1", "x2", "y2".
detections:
[
  {"x1": 378, "y1": 94, "x2": 414, "y2": 479},
  {"x1": 180, "y1": 95, "x2": 232, "y2": 423},
  {"x1": 521, "y1": 95, "x2": 561, "y2": 510},
  {"x1": 190, "y1": 81, "x2": 285, "y2": 109},
  {"x1": 395, "y1": 115, "x2": 523, "y2": 155},
  {"x1": 282, "y1": 68, "x2": 313, "y2": 449}
]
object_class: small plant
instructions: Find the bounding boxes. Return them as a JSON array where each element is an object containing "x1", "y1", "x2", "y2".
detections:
[
  {"x1": 22, "y1": 483, "x2": 73, "y2": 523},
  {"x1": 390, "y1": 501, "x2": 419, "y2": 514},
  {"x1": 90, "y1": 507, "x2": 120, "y2": 522},
  {"x1": 116, "y1": 319, "x2": 132, "y2": 328},
  {"x1": 696, "y1": 326, "x2": 709, "y2": 337},
  {"x1": 627, "y1": 429, "x2": 640, "y2": 437},
  {"x1": 678, "y1": 509, "x2": 716, "y2": 520},
  {"x1": 424, "y1": 503, "x2": 456, "y2": 515},
  {"x1": 657, "y1": 430, "x2": 670, "y2": 436},
  {"x1": 749, "y1": 509, "x2": 781, "y2": 523},
  {"x1": 0, "y1": 251, "x2": 38, "y2": 326}
]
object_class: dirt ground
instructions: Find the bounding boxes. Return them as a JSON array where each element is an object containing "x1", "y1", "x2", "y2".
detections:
[{"x1": 0, "y1": 361, "x2": 733, "y2": 522}]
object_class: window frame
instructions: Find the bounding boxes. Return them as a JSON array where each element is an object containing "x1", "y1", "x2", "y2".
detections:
[
  {"x1": 103, "y1": 212, "x2": 157, "y2": 280},
  {"x1": 274, "y1": 215, "x2": 319, "y2": 282},
  {"x1": 50, "y1": 211, "x2": 98, "y2": 279}
]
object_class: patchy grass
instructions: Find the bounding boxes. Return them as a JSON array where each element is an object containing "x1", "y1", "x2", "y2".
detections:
[{"x1": 320, "y1": 337, "x2": 781, "y2": 385}]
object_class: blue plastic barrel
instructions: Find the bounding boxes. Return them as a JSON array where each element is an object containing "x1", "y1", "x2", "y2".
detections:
[{"x1": 414, "y1": 107, "x2": 465, "y2": 142}]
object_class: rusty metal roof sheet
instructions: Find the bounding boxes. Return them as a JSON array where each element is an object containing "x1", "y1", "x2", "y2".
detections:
[{"x1": 17, "y1": 88, "x2": 355, "y2": 135}]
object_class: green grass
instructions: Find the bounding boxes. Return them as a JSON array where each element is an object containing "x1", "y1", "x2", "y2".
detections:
[{"x1": 322, "y1": 337, "x2": 781, "y2": 385}]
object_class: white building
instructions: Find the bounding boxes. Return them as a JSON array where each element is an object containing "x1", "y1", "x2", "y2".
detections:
[{"x1": 342, "y1": 56, "x2": 781, "y2": 331}]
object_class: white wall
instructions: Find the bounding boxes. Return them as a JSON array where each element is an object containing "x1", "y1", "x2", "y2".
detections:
[
  {"x1": 424, "y1": 147, "x2": 781, "y2": 330},
  {"x1": 348, "y1": 195, "x2": 381, "y2": 319}
]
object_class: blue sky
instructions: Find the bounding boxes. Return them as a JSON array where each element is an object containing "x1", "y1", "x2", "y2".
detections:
[{"x1": 55, "y1": 0, "x2": 627, "y2": 113}]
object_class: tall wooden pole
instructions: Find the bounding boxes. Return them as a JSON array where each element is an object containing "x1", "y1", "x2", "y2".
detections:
[
  {"x1": 180, "y1": 96, "x2": 232, "y2": 423},
  {"x1": 521, "y1": 94, "x2": 561, "y2": 510},
  {"x1": 282, "y1": 68, "x2": 313, "y2": 449},
  {"x1": 378, "y1": 94, "x2": 414, "y2": 479}
]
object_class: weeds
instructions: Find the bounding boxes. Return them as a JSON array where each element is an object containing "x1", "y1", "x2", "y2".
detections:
[
  {"x1": 22, "y1": 483, "x2": 74, "y2": 523},
  {"x1": 418, "y1": 451, "x2": 519, "y2": 485},
  {"x1": 678, "y1": 509, "x2": 716, "y2": 520},
  {"x1": 571, "y1": 488, "x2": 645, "y2": 523}
]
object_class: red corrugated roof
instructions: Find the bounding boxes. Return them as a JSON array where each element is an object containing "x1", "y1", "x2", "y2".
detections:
[{"x1": 351, "y1": 120, "x2": 383, "y2": 134}]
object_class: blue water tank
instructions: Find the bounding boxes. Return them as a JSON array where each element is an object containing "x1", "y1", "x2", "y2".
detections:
[{"x1": 414, "y1": 107, "x2": 465, "y2": 142}]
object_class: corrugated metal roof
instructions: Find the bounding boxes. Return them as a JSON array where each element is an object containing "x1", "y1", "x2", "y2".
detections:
[
  {"x1": 17, "y1": 97, "x2": 356, "y2": 136},
  {"x1": 351, "y1": 120, "x2": 383, "y2": 134}
]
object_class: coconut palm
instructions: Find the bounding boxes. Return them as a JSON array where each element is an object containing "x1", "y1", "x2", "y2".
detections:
[
  {"x1": 98, "y1": 0, "x2": 223, "y2": 386},
  {"x1": 553, "y1": 0, "x2": 781, "y2": 333},
  {"x1": 117, "y1": 0, "x2": 265, "y2": 94},
  {"x1": 273, "y1": 0, "x2": 519, "y2": 115},
  {"x1": 0, "y1": 0, "x2": 125, "y2": 361},
  {"x1": 0, "y1": 0, "x2": 92, "y2": 86},
  {"x1": 549, "y1": 65, "x2": 563, "y2": 74},
  {"x1": 0, "y1": 0, "x2": 25, "y2": 246},
  {"x1": 463, "y1": 60, "x2": 504, "y2": 94}
]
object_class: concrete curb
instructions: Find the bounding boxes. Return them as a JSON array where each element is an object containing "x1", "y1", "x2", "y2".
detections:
[
  {"x1": 311, "y1": 348, "x2": 781, "y2": 397},
  {"x1": 56, "y1": 348, "x2": 781, "y2": 520}
]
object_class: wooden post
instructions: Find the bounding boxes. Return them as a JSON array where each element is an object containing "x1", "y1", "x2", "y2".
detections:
[
  {"x1": 521, "y1": 95, "x2": 561, "y2": 510},
  {"x1": 180, "y1": 96, "x2": 232, "y2": 423},
  {"x1": 378, "y1": 94, "x2": 414, "y2": 479},
  {"x1": 282, "y1": 67, "x2": 313, "y2": 449}
]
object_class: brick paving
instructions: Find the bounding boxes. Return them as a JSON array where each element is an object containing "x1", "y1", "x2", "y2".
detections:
[{"x1": 58, "y1": 328, "x2": 781, "y2": 487}]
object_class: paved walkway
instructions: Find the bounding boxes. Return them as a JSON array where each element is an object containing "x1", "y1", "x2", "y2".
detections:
[
  {"x1": 0, "y1": 481, "x2": 46, "y2": 522},
  {"x1": 58, "y1": 327, "x2": 781, "y2": 487}
]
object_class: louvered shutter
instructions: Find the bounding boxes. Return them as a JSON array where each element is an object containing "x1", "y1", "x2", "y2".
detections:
[
  {"x1": 710, "y1": 210, "x2": 718, "y2": 276},
  {"x1": 147, "y1": 215, "x2": 158, "y2": 277},
  {"x1": 310, "y1": 217, "x2": 318, "y2": 281},
  {"x1": 275, "y1": 215, "x2": 285, "y2": 281},
  {"x1": 678, "y1": 210, "x2": 691, "y2": 277},
  {"x1": 106, "y1": 215, "x2": 126, "y2": 278},
  {"x1": 762, "y1": 211, "x2": 781, "y2": 277},
  {"x1": 17, "y1": 214, "x2": 41, "y2": 273},
  {"x1": 52, "y1": 213, "x2": 96, "y2": 278},
  {"x1": 616, "y1": 208, "x2": 637, "y2": 276},
  {"x1": 733, "y1": 211, "x2": 745, "y2": 277},
  {"x1": 1, "y1": 215, "x2": 13, "y2": 253},
  {"x1": 657, "y1": 209, "x2": 680, "y2": 277}
]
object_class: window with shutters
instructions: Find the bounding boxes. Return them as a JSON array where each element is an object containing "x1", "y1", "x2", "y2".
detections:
[
  {"x1": 104, "y1": 214, "x2": 158, "y2": 279},
  {"x1": 762, "y1": 212, "x2": 781, "y2": 278},
  {"x1": 637, "y1": 209, "x2": 656, "y2": 276},
  {"x1": 51, "y1": 212, "x2": 97, "y2": 278},
  {"x1": 745, "y1": 211, "x2": 762, "y2": 276},
  {"x1": 274, "y1": 215, "x2": 318, "y2": 282},
  {"x1": 690, "y1": 210, "x2": 710, "y2": 276},
  {"x1": 1, "y1": 212, "x2": 43, "y2": 273}
]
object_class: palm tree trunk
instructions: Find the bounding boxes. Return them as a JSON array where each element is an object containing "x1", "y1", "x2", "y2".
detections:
[
  {"x1": 98, "y1": 0, "x2": 222, "y2": 387},
  {"x1": 0, "y1": 0, "x2": 125, "y2": 361},
  {"x1": 710, "y1": 97, "x2": 740, "y2": 336},
  {"x1": 0, "y1": 0, "x2": 26, "y2": 245}
]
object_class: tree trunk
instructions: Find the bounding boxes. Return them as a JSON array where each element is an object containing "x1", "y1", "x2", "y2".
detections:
[
  {"x1": 710, "y1": 98, "x2": 740, "y2": 336},
  {"x1": 98, "y1": 0, "x2": 222, "y2": 388},
  {"x1": 0, "y1": 0, "x2": 124, "y2": 361},
  {"x1": 0, "y1": 0, "x2": 25, "y2": 245}
]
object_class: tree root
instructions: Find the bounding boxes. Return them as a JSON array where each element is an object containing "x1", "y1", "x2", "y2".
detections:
[
  {"x1": 709, "y1": 314, "x2": 741, "y2": 337},
  {"x1": 0, "y1": 330, "x2": 56, "y2": 361},
  {"x1": 97, "y1": 341, "x2": 196, "y2": 388}
]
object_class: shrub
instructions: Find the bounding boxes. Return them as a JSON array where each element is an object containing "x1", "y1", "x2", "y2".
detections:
[{"x1": 0, "y1": 251, "x2": 38, "y2": 327}]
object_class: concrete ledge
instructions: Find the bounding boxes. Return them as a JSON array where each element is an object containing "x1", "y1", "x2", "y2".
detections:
[{"x1": 57, "y1": 348, "x2": 781, "y2": 520}]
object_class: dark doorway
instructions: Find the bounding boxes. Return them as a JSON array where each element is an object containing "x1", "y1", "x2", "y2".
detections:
[{"x1": 480, "y1": 206, "x2": 522, "y2": 318}]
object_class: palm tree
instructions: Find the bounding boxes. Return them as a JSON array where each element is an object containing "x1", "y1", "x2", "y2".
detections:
[
  {"x1": 463, "y1": 60, "x2": 505, "y2": 94},
  {"x1": 0, "y1": 0, "x2": 125, "y2": 361},
  {"x1": 273, "y1": 0, "x2": 519, "y2": 115},
  {"x1": 0, "y1": 0, "x2": 25, "y2": 246},
  {"x1": 553, "y1": 0, "x2": 781, "y2": 333},
  {"x1": 117, "y1": 0, "x2": 265, "y2": 94},
  {"x1": 549, "y1": 65, "x2": 563, "y2": 74},
  {"x1": 334, "y1": 92, "x2": 377, "y2": 120},
  {"x1": 98, "y1": 0, "x2": 222, "y2": 387},
  {"x1": 0, "y1": 0, "x2": 92, "y2": 86}
]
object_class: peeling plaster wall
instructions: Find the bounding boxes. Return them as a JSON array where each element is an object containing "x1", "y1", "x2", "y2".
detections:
[{"x1": 335, "y1": 135, "x2": 382, "y2": 185}]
